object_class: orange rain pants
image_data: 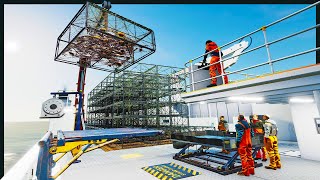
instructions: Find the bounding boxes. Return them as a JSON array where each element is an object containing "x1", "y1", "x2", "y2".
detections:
[
  {"x1": 256, "y1": 146, "x2": 267, "y2": 160},
  {"x1": 254, "y1": 129, "x2": 267, "y2": 160},
  {"x1": 209, "y1": 56, "x2": 229, "y2": 85},
  {"x1": 238, "y1": 127, "x2": 255, "y2": 176}
]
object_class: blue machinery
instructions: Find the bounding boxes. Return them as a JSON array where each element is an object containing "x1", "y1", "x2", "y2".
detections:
[
  {"x1": 171, "y1": 131, "x2": 264, "y2": 175},
  {"x1": 35, "y1": 128, "x2": 163, "y2": 180},
  {"x1": 50, "y1": 91, "x2": 84, "y2": 131}
]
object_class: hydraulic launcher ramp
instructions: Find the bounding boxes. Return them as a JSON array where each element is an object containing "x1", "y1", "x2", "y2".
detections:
[
  {"x1": 35, "y1": 128, "x2": 163, "y2": 180},
  {"x1": 171, "y1": 130, "x2": 264, "y2": 175}
]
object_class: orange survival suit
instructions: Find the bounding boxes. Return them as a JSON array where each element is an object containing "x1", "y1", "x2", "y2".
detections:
[
  {"x1": 218, "y1": 119, "x2": 228, "y2": 131},
  {"x1": 203, "y1": 40, "x2": 228, "y2": 86},
  {"x1": 251, "y1": 118, "x2": 267, "y2": 160},
  {"x1": 235, "y1": 119, "x2": 255, "y2": 176}
]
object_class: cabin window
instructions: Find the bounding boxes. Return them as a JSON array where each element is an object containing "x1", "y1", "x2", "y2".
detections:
[
  {"x1": 208, "y1": 103, "x2": 218, "y2": 118},
  {"x1": 315, "y1": 118, "x2": 320, "y2": 134},
  {"x1": 226, "y1": 103, "x2": 239, "y2": 123},
  {"x1": 190, "y1": 103, "x2": 200, "y2": 118},
  {"x1": 217, "y1": 102, "x2": 228, "y2": 121},
  {"x1": 200, "y1": 103, "x2": 209, "y2": 118},
  {"x1": 189, "y1": 102, "x2": 209, "y2": 118},
  {"x1": 238, "y1": 103, "x2": 253, "y2": 118}
]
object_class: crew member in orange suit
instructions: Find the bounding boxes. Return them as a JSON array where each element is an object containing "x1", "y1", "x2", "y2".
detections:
[
  {"x1": 251, "y1": 114, "x2": 267, "y2": 161},
  {"x1": 235, "y1": 115, "x2": 255, "y2": 176},
  {"x1": 202, "y1": 40, "x2": 228, "y2": 87},
  {"x1": 218, "y1": 116, "x2": 230, "y2": 154}
]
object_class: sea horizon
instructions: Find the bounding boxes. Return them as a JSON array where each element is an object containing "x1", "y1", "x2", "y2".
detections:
[{"x1": 4, "y1": 121, "x2": 49, "y2": 174}]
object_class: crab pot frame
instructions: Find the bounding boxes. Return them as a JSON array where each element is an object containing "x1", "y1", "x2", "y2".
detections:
[
  {"x1": 54, "y1": 2, "x2": 156, "y2": 72},
  {"x1": 86, "y1": 63, "x2": 189, "y2": 132}
]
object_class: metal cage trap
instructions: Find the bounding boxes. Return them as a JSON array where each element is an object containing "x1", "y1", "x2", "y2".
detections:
[{"x1": 54, "y1": 1, "x2": 156, "y2": 72}]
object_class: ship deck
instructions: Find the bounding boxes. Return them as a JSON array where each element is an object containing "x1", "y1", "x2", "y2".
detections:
[
  {"x1": 182, "y1": 64, "x2": 320, "y2": 104},
  {"x1": 55, "y1": 142, "x2": 320, "y2": 180}
]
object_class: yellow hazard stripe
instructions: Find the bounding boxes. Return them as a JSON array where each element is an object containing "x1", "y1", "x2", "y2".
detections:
[
  {"x1": 144, "y1": 164, "x2": 200, "y2": 179},
  {"x1": 157, "y1": 173, "x2": 163, "y2": 179}
]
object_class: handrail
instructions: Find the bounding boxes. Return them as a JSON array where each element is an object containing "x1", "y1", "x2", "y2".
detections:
[
  {"x1": 2, "y1": 144, "x2": 40, "y2": 180},
  {"x1": 184, "y1": 1, "x2": 320, "y2": 66},
  {"x1": 36, "y1": 131, "x2": 53, "y2": 180},
  {"x1": 265, "y1": 2, "x2": 320, "y2": 28},
  {"x1": 184, "y1": 28, "x2": 260, "y2": 66},
  {"x1": 185, "y1": 2, "x2": 319, "y2": 90},
  {"x1": 225, "y1": 71, "x2": 258, "y2": 78},
  {"x1": 187, "y1": 24, "x2": 320, "y2": 75},
  {"x1": 187, "y1": 47, "x2": 320, "y2": 87}
]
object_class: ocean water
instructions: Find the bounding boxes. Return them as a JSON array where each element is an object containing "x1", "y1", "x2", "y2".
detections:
[{"x1": 4, "y1": 121, "x2": 49, "y2": 174}]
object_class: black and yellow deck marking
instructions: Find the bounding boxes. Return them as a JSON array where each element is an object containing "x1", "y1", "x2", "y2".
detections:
[{"x1": 142, "y1": 162, "x2": 201, "y2": 180}]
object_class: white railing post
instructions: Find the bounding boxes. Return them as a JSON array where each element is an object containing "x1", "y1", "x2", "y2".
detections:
[
  {"x1": 218, "y1": 47, "x2": 226, "y2": 84},
  {"x1": 189, "y1": 60, "x2": 195, "y2": 91},
  {"x1": 262, "y1": 26, "x2": 275, "y2": 73}
]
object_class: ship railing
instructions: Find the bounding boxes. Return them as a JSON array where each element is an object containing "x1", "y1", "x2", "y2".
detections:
[
  {"x1": 1, "y1": 145, "x2": 41, "y2": 180},
  {"x1": 35, "y1": 131, "x2": 53, "y2": 180},
  {"x1": 184, "y1": 1, "x2": 320, "y2": 91}
]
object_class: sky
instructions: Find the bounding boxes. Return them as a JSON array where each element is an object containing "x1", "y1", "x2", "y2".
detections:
[{"x1": 4, "y1": 4, "x2": 316, "y2": 122}]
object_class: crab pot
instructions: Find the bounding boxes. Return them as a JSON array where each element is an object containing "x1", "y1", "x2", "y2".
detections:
[{"x1": 54, "y1": 2, "x2": 156, "y2": 72}]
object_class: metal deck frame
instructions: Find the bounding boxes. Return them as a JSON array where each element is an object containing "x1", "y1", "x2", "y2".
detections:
[
  {"x1": 171, "y1": 131, "x2": 264, "y2": 175},
  {"x1": 56, "y1": 128, "x2": 163, "y2": 146},
  {"x1": 35, "y1": 128, "x2": 163, "y2": 180}
]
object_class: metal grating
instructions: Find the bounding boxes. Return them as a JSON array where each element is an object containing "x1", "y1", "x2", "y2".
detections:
[
  {"x1": 86, "y1": 63, "x2": 189, "y2": 131},
  {"x1": 54, "y1": 2, "x2": 156, "y2": 72}
]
